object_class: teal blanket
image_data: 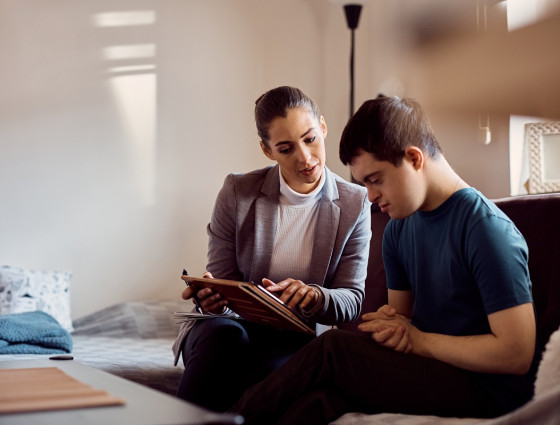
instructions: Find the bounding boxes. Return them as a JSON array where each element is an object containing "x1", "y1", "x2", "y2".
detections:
[{"x1": 0, "y1": 311, "x2": 73, "y2": 354}]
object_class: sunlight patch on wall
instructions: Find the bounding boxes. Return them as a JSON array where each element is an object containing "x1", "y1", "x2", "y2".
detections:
[
  {"x1": 107, "y1": 64, "x2": 156, "y2": 74},
  {"x1": 95, "y1": 10, "x2": 157, "y2": 207},
  {"x1": 506, "y1": 0, "x2": 555, "y2": 31},
  {"x1": 109, "y1": 74, "x2": 157, "y2": 206},
  {"x1": 92, "y1": 11, "x2": 156, "y2": 27},
  {"x1": 103, "y1": 44, "x2": 156, "y2": 61}
]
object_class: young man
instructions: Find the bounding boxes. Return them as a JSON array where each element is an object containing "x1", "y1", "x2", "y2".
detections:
[{"x1": 230, "y1": 96, "x2": 539, "y2": 425}]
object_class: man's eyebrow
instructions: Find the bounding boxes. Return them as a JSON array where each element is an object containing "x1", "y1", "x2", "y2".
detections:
[{"x1": 363, "y1": 170, "x2": 382, "y2": 182}]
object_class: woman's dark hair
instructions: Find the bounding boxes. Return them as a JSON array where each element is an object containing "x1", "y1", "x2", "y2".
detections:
[
  {"x1": 339, "y1": 96, "x2": 441, "y2": 167},
  {"x1": 255, "y1": 86, "x2": 320, "y2": 147}
]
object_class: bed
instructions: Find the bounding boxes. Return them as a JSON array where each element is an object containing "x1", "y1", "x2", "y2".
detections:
[{"x1": 0, "y1": 300, "x2": 186, "y2": 396}]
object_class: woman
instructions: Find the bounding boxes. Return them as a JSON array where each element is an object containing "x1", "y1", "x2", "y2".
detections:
[{"x1": 172, "y1": 86, "x2": 371, "y2": 411}]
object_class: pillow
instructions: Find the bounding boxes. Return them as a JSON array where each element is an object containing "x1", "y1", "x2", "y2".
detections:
[
  {"x1": 0, "y1": 265, "x2": 73, "y2": 332},
  {"x1": 534, "y1": 325, "x2": 560, "y2": 397},
  {"x1": 72, "y1": 300, "x2": 184, "y2": 339}
]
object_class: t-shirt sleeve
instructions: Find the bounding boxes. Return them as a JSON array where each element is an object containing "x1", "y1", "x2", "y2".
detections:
[{"x1": 466, "y1": 215, "x2": 533, "y2": 315}]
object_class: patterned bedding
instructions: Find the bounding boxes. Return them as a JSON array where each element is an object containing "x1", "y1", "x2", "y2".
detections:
[{"x1": 0, "y1": 300, "x2": 187, "y2": 396}]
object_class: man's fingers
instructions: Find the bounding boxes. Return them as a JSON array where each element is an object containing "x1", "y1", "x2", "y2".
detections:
[
  {"x1": 393, "y1": 329, "x2": 410, "y2": 352},
  {"x1": 379, "y1": 304, "x2": 397, "y2": 316},
  {"x1": 371, "y1": 327, "x2": 396, "y2": 344}
]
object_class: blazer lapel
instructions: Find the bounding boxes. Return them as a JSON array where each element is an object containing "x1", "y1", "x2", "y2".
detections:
[
  {"x1": 250, "y1": 166, "x2": 280, "y2": 283},
  {"x1": 309, "y1": 168, "x2": 340, "y2": 285}
]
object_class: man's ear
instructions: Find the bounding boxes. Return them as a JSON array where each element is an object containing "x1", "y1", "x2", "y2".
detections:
[
  {"x1": 404, "y1": 146, "x2": 424, "y2": 170},
  {"x1": 320, "y1": 115, "x2": 328, "y2": 138},
  {"x1": 260, "y1": 141, "x2": 275, "y2": 161}
]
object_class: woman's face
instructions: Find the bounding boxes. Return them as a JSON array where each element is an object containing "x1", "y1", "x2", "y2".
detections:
[{"x1": 260, "y1": 107, "x2": 327, "y2": 194}]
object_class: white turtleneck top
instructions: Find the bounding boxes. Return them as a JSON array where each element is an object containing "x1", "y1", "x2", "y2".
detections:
[{"x1": 267, "y1": 171, "x2": 326, "y2": 284}]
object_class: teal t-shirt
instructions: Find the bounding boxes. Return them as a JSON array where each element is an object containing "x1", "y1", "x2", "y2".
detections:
[{"x1": 383, "y1": 188, "x2": 532, "y2": 336}]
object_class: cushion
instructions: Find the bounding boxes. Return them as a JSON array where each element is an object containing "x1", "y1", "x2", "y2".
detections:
[
  {"x1": 493, "y1": 193, "x2": 560, "y2": 355},
  {"x1": 534, "y1": 325, "x2": 560, "y2": 397},
  {"x1": 0, "y1": 265, "x2": 73, "y2": 332}
]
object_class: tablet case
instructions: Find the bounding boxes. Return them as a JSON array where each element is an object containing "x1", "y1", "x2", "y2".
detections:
[{"x1": 181, "y1": 275, "x2": 316, "y2": 335}]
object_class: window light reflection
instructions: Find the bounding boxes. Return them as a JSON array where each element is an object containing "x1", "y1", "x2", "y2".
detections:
[
  {"x1": 93, "y1": 11, "x2": 156, "y2": 27},
  {"x1": 103, "y1": 44, "x2": 156, "y2": 61}
]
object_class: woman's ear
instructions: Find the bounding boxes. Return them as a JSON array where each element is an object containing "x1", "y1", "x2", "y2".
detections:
[
  {"x1": 320, "y1": 115, "x2": 328, "y2": 138},
  {"x1": 405, "y1": 146, "x2": 424, "y2": 170},
  {"x1": 260, "y1": 141, "x2": 275, "y2": 161}
]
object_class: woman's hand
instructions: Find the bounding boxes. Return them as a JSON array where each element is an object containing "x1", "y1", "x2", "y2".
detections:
[
  {"x1": 181, "y1": 271, "x2": 228, "y2": 314},
  {"x1": 262, "y1": 278, "x2": 321, "y2": 311}
]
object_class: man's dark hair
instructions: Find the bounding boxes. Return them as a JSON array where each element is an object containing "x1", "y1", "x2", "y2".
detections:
[{"x1": 339, "y1": 96, "x2": 442, "y2": 166}]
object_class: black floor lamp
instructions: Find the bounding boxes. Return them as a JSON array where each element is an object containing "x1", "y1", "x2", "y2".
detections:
[{"x1": 344, "y1": 4, "x2": 363, "y2": 118}]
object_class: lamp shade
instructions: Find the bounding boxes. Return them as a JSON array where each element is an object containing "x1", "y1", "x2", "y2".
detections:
[{"x1": 344, "y1": 4, "x2": 362, "y2": 30}]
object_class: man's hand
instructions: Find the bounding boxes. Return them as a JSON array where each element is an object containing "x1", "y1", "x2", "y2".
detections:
[
  {"x1": 358, "y1": 304, "x2": 413, "y2": 353},
  {"x1": 262, "y1": 278, "x2": 320, "y2": 311},
  {"x1": 181, "y1": 271, "x2": 228, "y2": 314}
]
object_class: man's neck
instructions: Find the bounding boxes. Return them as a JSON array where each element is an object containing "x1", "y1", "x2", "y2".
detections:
[{"x1": 421, "y1": 156, "x2": 469, "y2": 211}]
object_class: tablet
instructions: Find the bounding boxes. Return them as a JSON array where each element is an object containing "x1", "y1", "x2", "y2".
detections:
[{"x1": 181, "y1": 275, "x2": 316, "y2": 335}]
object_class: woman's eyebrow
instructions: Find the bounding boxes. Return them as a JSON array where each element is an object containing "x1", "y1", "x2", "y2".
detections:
[
  {"x1": 300, "y1": 128, "x2": 315, "y2": 138},
  {"x1": 273, "y1": 128, "x2": 316, "y2": 147}
]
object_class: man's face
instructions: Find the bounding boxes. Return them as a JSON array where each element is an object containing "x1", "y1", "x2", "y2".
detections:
[{"x1": 349, "y1": 149, "x2": 424, "y2": 219}]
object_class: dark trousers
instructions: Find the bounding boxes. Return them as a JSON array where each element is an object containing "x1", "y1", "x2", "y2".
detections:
[
  {"x1": 176, "y1": 317, "x2": 314, "y2": 412},
  {"x1": 231, "y1": 329, "x2": 533, "y2": 425}
]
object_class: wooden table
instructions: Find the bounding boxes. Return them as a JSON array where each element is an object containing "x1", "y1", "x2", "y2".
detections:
[{"x1": 0, "y1": 358, "x2": 244, "y2": 425}]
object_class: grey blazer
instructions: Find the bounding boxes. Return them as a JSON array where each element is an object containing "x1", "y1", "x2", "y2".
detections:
[{"x1": 173, "y1": 165, "x2": 371, "y2": 364}]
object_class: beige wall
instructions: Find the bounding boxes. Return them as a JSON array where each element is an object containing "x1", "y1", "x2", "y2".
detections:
[
  {"x1": 0, "y1": 0, "x2": 355, "y2": 318},
  {"x1": 0, "y1": 0, "x2": 546, "y2": 318}
]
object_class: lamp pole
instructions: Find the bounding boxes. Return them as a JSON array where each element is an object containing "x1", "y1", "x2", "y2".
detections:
[{"x1": 344, "y1": 4, "x2": 362, "y2": 118}]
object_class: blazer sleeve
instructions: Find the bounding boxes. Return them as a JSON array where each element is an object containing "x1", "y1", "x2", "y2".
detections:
[
  {"x1": 205, "y1": 173, "x2": 244, "y2": 281},
  {"x1": 312, "y1": 188, "x2": 372, "y2": 325}
]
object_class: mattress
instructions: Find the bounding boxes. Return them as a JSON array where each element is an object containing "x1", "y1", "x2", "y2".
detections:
[{"x1": 0, "y1": 300, "x2": 188, "y2": 396}]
